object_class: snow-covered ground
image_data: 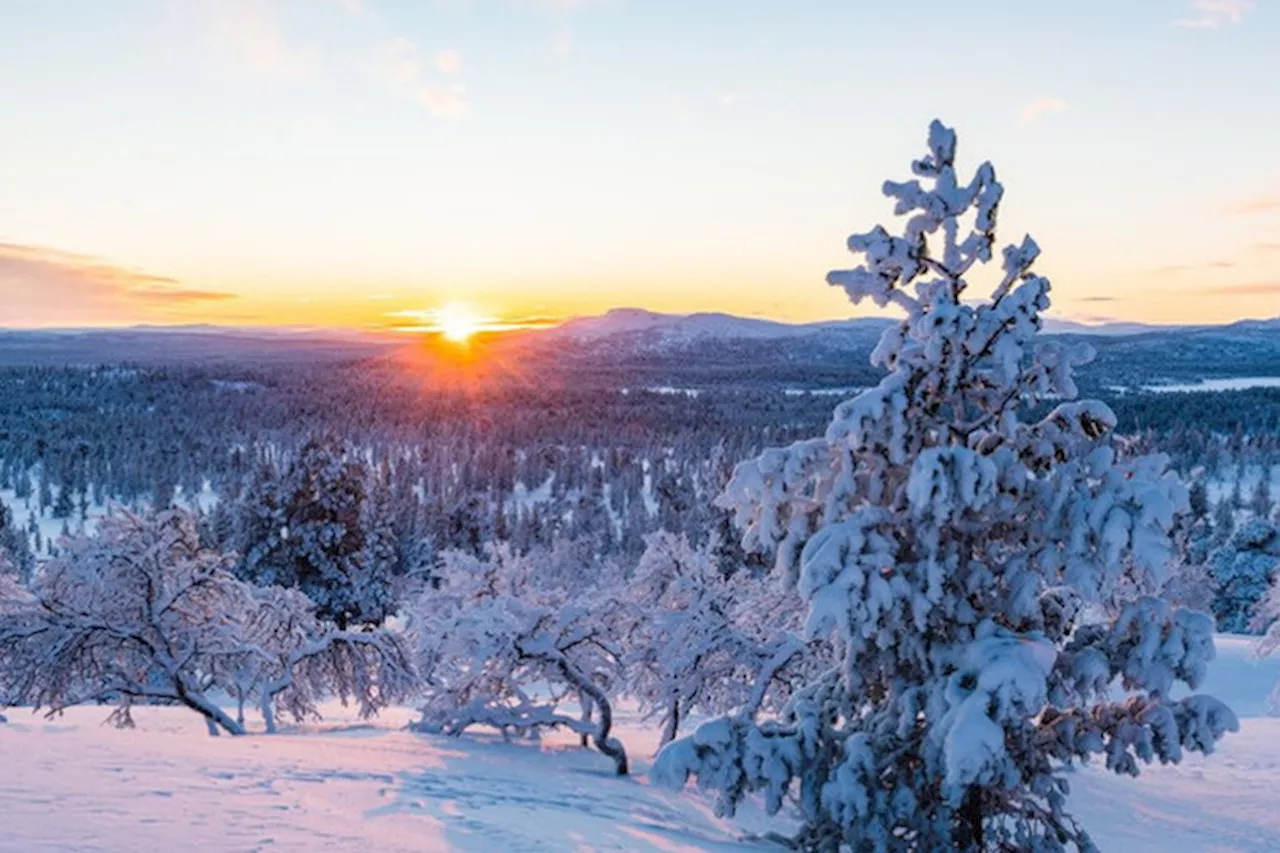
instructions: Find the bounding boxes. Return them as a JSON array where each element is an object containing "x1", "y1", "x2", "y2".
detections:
[
  {"x1": 0, "y1": 705, "x2": 768, "y2": 853},
  {"x1": 3, "y1": 636, "x2": 1280, "y2": 852}
]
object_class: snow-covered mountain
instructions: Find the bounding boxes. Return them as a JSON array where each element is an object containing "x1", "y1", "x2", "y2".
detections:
[
  {"x1": 544, "y1": 307, "x2": 1176, "y2": 348},
  {"x1": 1038, "y1": 318, "x2": 1169, "y2": 336},
  {"x1": 546, "y1": 308, "x2": 892, "y2": 345}
]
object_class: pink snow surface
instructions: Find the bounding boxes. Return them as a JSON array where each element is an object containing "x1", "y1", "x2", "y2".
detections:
[
  {"x1": 4, "y1": 637, "x2": 1280, "y2": 852},
  {"x1": 0, "y1": 706, "x2": 764, "y2": 852}
]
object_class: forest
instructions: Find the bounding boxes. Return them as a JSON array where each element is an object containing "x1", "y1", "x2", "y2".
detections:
[{"x1": 2, "y1": 122, "x2": 1279, "y2": 853}]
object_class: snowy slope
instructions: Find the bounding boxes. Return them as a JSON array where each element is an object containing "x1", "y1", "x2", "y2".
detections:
[{"x1": 3, "y1": 636, "x2": 1280, "y2": 852}]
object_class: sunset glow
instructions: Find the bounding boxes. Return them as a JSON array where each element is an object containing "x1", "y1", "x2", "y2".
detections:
[{"x1": 0, "y1": 2, "x2": 1277, "y2": 329}]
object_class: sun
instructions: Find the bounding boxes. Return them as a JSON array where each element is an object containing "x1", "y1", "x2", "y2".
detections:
[{"x1": 435, "y1": 302, "x2": 481, "y2": 343}]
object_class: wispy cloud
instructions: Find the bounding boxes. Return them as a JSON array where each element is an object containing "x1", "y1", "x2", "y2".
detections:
[
  {"x1": 378, "y1": 307, "x2": 558, "y2": 333},
  {"x1": 1210, "y1": 281, "x2": 1280, "y2": 295},
  {"x1": 1019, "y1": 97, "x2": 1069, "y2": 125},
  {"x1": 1155, "y1": 259, "x2": 1237, "y2": 273},
  {"x1": 130, "y1": 286, "x2": 239, "y2": 304},
  {"x1": 375, "y1": 38, "x2": 469, "y2": 119},
  {"x1": 1175, "y1": 0, "x2": 1255, "y2": 29},
  {"x1": 1226, "y1": 193, "x2": 1280, "y2": 216},
  {"x1": 1078, "y1": 295, "x2": 1119, "y2": 302},
  {"x1": 0, "y1": 243, "x2": 237, "y2": 326}
]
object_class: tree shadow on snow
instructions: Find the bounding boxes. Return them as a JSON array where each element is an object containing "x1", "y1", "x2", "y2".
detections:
[{"x1": 364, "y1": 729, "x2": 776, "y2": 852}]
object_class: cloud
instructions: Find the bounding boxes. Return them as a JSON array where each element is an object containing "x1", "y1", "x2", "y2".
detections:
[
  {"x1": 1210, "y1": 281, "x2": 1280, "y2": 295},
  {"x1": 1078, "y1": 296, "x2": 1119, "y2": 302},
  {"x1": 1175, "y1": 0, "x2": 1254, "y2": 28},
  {"x1": 375, "y1": 38, "x2": 469, "y2": 119},
  {"x1": 203, "y1": 0, "x2": 317, "y2": 81},
  {"x1": 1155, "y1": 259, "x2": 1237, "y2": 273},
  {"x1": 434, "y1": 49, "x2": 462, "y2": 76},
  {"x1": 0, "y1": 243, "x2": 236, "y2": 326},
  {"x1": 417, "y1": 84, "x2": 469, "y2": 119},
  {"x1": 1019, "y1": 97, "x2": 1069, "y2": 125},
  {"x1": 130, "y1": 286, "x2": 239, "y2": 304},
  {"x1": 1226, "y1": 194, "x2": 1280, "y2": 216}
]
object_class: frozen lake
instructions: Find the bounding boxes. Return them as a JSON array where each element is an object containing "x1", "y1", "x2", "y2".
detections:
[{"x1": 1143, "y1": 377, "x2": 1280, "y2": 393}]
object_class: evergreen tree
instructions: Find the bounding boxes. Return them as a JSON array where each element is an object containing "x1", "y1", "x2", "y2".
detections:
[
  {"x1": 1251, "y1": 475, "x2": 1274, "y2": 520},
  {"x1": 655, "y1": 121, "x2": 1234, "y2": 852},
  {"x1": 1187, "y1": 478, "x2": 1209, "y2": 521},
  {"x1": 236, "y1": 439, "x2": 392, "y2": 629},
  {"x1": 1207, "y1": 518, "x2": 1280, "y2": 634},
  {"x1": 0, "y1": 504, "x2": 35, "y2": 585},
  {"x1": 51, "y1": 485, "x2": 75, "y2": 521},
  {"x1": 1213, "y1": 496, "x2": 1236, "y2": 545}
]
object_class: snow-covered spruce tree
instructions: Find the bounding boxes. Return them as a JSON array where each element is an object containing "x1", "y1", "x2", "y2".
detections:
[
  {"x1": 1208, "y1": 517, "x2": 1280, "y2": 634},
  {"x1": 410, "y1": 542, "x2": 630, "y2": 775},
  {"x1": 653, "y1": 121, "x2": 1235, "y2": 852},
  {"x1": 0, "y1": 502, "x2": 35, "y2": 585},
  {"x1": 236, "y1": 439, "x2": 393, "y2": 629},
  {"x1": 0, "y1": 509, "x2": 253, "y2": 735}
]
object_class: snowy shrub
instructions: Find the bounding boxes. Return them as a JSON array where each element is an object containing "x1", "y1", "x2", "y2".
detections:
[
  {"x1": 0, "y1": 509, "x2": 255, "y2": 735},
  {"x1": 1207, "y1": 518, "x2": 1280, "y2": 634},
  {"x1": 0, "y1": 571, "x2": 31, "y2": 721},
  {"x1": 238, "y1": 584, "x2": 416, "y2": 734},
  {"x1": 653, "y1": 121, "x2": 1236, "y2": 852},
  {"x1": 410, "y1": 542, "x2": 630, "y2": 775},
  {"x1": 622, "y1": 531, "x2": 821, "y2": 747},
  {"x1": 0, "y1": 508, "x2": 415, "y2": 736},
  {"x1": 1249, "y1": 543, "x2": 1280, "y2": 712}
]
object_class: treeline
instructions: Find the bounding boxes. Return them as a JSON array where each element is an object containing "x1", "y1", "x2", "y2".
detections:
[{"x1": 0, "y1": 360, "x2": 1276, "y2": 582}]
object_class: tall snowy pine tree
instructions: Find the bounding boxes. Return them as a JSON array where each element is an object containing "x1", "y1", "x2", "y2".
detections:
[{"x1": 654, "y1": 121, "x2": 1236, "y2": 852}]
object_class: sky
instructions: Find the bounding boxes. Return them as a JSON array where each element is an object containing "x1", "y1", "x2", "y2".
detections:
[{"x1": 0, "y1": 0, "x2": 1278, "y2": 330}]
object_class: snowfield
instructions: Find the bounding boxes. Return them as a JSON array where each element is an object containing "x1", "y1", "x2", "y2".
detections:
[
  {"x1": 3, "y1": 636, "x2": 1280, "y2": 853},
  {"x1": 0, "y1": 705, "x2": 772, "y2": 853}
]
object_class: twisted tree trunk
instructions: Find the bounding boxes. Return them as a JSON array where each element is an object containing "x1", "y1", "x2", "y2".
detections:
[{"x1": 554, "y1": 657, "x2": 628, "y2": 776}]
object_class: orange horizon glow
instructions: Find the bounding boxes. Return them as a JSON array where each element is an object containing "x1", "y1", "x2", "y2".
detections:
[{"x1": 3, "y1": 4, "x2": 1279, "y2": 332}]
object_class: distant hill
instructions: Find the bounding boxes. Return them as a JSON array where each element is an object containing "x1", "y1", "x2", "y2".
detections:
[
  {"x1": 544, "y1": 307, "x2": 1186, "y2": 349},
  {"x1": 545, "y1": 308, "x2": 893, "y2": 345},
  {"x1": 526, "y1": 309, "x2": 1280, "y2": 391},
  {"x1": 0, "y1": 313, "x2": 1276, "y2": 391}
]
